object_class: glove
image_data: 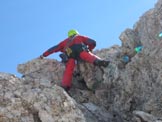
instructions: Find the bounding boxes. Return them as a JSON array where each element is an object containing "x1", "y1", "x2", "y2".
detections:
[{"x1": 39, "y1": 55, "x2": 44, "y2": 59}]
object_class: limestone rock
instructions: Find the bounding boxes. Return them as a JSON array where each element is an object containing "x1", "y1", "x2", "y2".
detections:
[
  {"x1": 17, "y1": 58, "x2": 64, "y2": 87},
  {"x1": 133, "y1": 111, "x2": 162, "y2": 122},
  {"x1": 0, "y1": 72, "x2": 85, "y2": 122}
]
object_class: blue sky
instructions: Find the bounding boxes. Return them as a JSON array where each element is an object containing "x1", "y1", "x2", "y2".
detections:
[{"x1": 0, "y1": 0, "x2": 157, "y2": 76}]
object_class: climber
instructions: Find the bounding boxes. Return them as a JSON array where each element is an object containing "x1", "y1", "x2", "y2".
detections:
[{"x1": 39, "y1": 29, "x2": 110, "y2": 91}]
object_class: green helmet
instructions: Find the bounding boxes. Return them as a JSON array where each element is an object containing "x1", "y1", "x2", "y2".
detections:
[{"x1": 68, "y1": 29, "x2": 79, "y2": 37}]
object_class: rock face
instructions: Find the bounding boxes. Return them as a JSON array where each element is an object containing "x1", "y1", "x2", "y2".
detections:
[
  {"x1": 0, "y1": 72, "x2": 85, "y2": 122},
  {"x1": 1, "y1": 0, "x2": 162, "y2": 122}
]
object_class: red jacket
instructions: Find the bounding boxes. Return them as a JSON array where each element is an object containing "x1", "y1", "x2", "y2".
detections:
[{"x1": 43, "y1": 35, "x2": 96, "y2": 57}]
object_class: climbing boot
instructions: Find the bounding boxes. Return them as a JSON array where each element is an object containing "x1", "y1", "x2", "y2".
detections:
[
  {"x1": 61, "y1": 86, "x2": 71, "y2": 92},
  {"x1": 94, "y1": 59, "x2": 110, "y2": 67}
]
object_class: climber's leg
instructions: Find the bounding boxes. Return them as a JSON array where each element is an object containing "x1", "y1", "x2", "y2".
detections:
[
  {"x1": 61, "y1": 58, "x2": 75, "y2": 91},
  {"x1": 79, "y1": 51, "x2": 101, "y2": 63},
  {"x1": 79, "y1": 51, "x2": 110, "y2": 67}
]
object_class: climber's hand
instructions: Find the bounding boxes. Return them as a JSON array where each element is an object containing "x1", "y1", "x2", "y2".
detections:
[{"x1": 39, "y1": 55, "x2": 44, "y2": 59}]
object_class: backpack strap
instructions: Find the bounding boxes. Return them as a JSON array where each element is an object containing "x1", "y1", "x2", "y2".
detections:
[
  {"x1": 64, "y1": 35, "x2": 77, "y2": 50},
  {"x1": 64, "y1": 35, "x2": 77, "y2": 56}
]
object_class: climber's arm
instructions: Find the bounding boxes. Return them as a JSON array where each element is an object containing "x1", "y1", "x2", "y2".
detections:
[
  {"x1": 40, "y1": 41, "x2": 65, "y2": 58},
  {"x1": 42, "y1": 44, "x2": 60, "y2": 57}
]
